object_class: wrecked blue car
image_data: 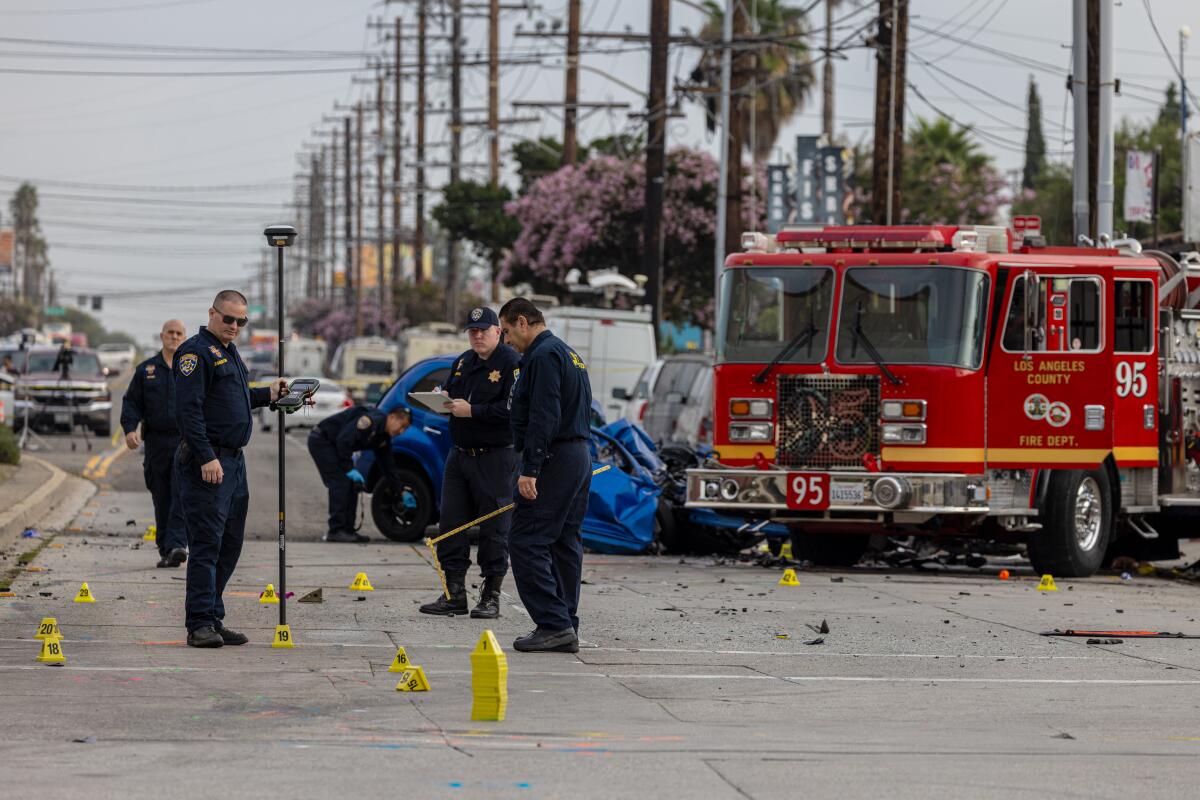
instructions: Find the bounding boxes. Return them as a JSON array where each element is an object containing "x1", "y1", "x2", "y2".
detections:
[{"x1": 357, "y1": 355, "x2": 662, "y2": 554}]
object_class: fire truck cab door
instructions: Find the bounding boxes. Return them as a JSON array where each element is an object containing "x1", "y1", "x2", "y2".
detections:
[
  {"x1": 1109, "y1": 269, "x2": 1159, "y2": 468},
  {"x1": 987, "y1": 269, "x2": 1112, "y2": 469}
]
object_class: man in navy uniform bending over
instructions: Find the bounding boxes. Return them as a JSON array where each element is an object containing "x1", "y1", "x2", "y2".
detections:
[
  {"x1": 498, "y1": 297, "x2": 593, "y2": 653},
  {"x1": 175, "y1": 290, "x2": 288, "y2": 649}
]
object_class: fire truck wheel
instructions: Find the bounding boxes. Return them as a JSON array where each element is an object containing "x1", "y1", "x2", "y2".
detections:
[
  {"x1": 792, "y1": 531, "x2": 869, "y2": 568},
  {"x1": 1028, "y1": 469, "x2": 1112, "y2": 578}
]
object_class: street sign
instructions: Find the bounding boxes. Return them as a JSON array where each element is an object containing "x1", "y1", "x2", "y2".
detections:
[{"x1": 44, "y1": 306, "x2": 65, "y2": 317}]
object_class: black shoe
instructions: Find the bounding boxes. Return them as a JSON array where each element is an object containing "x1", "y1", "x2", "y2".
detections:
[
  {"x1": 324, "y1": 529, "x2": 369, "y2": 543},
  {"x1": 156, "y1": 556, "x2": 171, "y2": 568},
  {"x1": 513, "y1": 626, "x2": 579, "y2": 653},
  {"x1": 470, "y1": 575, "x2": 504, "y2": 619},
  {"x1": 214, "y1": 624, "x2": 248, "y2": 646},
  {"x1": 166, "y1": 547, "x2": 188, "y2": 567},
  {"x1": 187, "y1": 626, "x2": 223, "y2": 648},
  {"x1": 419, "y1": 577, "x2": 467, "y2": 616}
]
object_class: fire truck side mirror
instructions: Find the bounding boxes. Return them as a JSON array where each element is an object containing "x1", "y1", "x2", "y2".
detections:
[{"x1": 1022, "y1": 270, "x2": 1041, "y2": 355}]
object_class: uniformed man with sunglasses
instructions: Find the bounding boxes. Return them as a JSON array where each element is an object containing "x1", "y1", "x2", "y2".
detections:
[{"x1": 174, "y1": 290, "x2": 289, "y2": 649}]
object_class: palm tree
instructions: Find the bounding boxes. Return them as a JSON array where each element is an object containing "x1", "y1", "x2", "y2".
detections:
[{"x1": 691, "y1": 0, "x2": 815, "y2": 160}]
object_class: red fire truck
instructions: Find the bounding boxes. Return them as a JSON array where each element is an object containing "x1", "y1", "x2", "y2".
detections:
[{"x1": 686, "y1": 219, "x2": 1199, "y2": 577}]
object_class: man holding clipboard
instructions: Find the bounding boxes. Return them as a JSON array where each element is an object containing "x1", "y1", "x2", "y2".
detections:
[{"x1": 417, "y1": 307, "x2": 520, "y2": 619}]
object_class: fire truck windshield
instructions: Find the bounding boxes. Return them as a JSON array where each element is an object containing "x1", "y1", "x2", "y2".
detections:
[
  {"x1": 834, "y1": 267, "x2": 990, "y2": 369},
  {"x1": 718, "y1": 267, "x2": 835, "y2": 364}
]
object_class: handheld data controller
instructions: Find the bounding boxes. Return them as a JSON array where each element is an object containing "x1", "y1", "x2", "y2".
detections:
[{"x1": 275, "y1": 378, "x2": 320, "y2": 413}]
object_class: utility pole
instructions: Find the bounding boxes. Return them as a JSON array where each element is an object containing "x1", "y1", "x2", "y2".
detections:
[
  {"x1": 355, "y1": 100, "x2": 365, "y2": 336},
  {"x1": 376, "y1": 64, "x2": 388, "y2": 320},
  {"x1": 822, "y1": 0, "x2": 835, "y2": 142},
  {"x1": 562, "y1": 0, "x2": 581, "y2": 165},
  {"x1": 328, "y1": 136, "x2": 337, "y2": 301},
  {"x1": 446, "y1": 0, "x2": 463, "y2": 324},
  {"x1": 1087, "y1": 0, "x2": 1099, "y2": 239},
  {"x1": 724, "y1": 2, "x2": 749, "y2": 257},
  {"x1": 393, "y1": 16, "x2": 403, "y2": 294},
  {"x1": 343, "y1": 116, "x2": 354, "y2": 309},
  {"x1": 871, "y1": 0, "x2": 907, "y2": 225},
  {"x1": 1096, "y1": 0, "x2": 1114, "y2": 239},
  {"x1": 644, "y1": 0, "x2": 669, "y2": 345},
  {"x1": 414, "y1": 0, "x2": 428, "y2": 283},
  {"x1": 714, "y1": 0, "x2": 734, "y2": 303},
  {"x1": 488, "y1": 0, "x2": 501, "y2": 301},
  {"x1": 1071, "y1": 0, "x2": 1090, "y2": 242}
]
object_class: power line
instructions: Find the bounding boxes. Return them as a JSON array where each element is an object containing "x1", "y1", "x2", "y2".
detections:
[
  {"x1": 0, "y1": 35, "x2": 372, "y2": 56},
  {"x1": 0, "y1": 0, "x2": 218, "y2": 15},
  {"x1": 0, "y1": 175, "x2": 290, "y2": 192}
]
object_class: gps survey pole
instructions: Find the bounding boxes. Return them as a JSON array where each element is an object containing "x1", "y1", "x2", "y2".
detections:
[{"x1": 264, "y1": 225, "x2": 297, "y2": 641}]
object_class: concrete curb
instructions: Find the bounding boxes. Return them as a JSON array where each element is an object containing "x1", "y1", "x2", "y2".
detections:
[{"x1": 0, "y1": 455, "x2": 96, "y2": 551}]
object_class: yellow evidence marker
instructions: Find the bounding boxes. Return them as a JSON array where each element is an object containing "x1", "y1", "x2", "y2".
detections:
[
  {"x1": 470, "y1": 629, "x2": 509, "y2": 722},
  {"x1": 395, "y1": 666, "x2": 431, "y2": 692},
  {"x1": 271, "y1": 624, "x2": 295, "y2": 648},
  {"x1": 259, "y1": 584, "x2": 280, "y2": 604},
  {"x1": 779, "y1": 541, "x2": 794, "y2": 560},
  {"x1": 74, "y1": 583, "x2": 96, "y2": 603},
  {"x1": 388, "y1": 646, "x2": 411, "y2": 673},
  {"x1": 37, "y1": 637, "x2": 65, "y2": 665},
  {"x1": 1037, "y1": 574, "x2": 1058, "y2": 592},
  {"x1": 35, "y1": 617, "x2": 62, "y2": 641},
  {"x1": 142, "y1": 526, "x2": 157, "y2": 542},
  {"x1": 349, "y1": 572, "x2": 374, "y2": 591},
  {"x1": 778, "y1": 568, "x2": 801, "y2": 587}
]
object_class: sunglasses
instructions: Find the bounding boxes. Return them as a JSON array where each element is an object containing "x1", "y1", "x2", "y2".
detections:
[{"x1": 212, "y1": 308, "x2": 249, "y2": 327}]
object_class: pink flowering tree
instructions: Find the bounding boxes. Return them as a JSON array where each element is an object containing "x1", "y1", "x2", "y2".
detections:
[{"x1": 504, "y1": 149, "x2": 766, "y2": 325}]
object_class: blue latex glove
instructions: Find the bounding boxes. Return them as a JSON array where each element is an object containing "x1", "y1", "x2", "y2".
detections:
[{"x1": 346, "y1": 468, "x2": 365, "y2": 485}]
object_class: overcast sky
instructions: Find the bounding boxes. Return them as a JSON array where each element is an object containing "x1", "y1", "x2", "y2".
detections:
[{"x1": 0, "y1": 0, "x2": 1197, "y2": 345}]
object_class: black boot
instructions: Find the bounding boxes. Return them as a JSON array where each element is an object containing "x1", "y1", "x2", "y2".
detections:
[
  {"x1": 470, "y1": 575, "x2": 504, "y2": 619},
  {"x1": 419, "y1": 576, "x2": 467, "y2": 616}
]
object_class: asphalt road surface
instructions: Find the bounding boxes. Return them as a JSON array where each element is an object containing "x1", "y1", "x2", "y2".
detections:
[{"x1": 4, "y1": 386, "x2": 1200, "y2": 798}]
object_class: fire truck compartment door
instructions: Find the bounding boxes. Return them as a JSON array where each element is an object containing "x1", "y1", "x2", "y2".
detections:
[
  {"x1": 987, "y1": 271, "x2": 1112, "y2": 468},
  {"x1": 1110, "y1": 273, "x2": 1158, "y2": 466}
]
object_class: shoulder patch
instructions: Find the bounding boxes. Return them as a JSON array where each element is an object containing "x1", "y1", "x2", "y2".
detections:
[
  {"x1": 208, "y1": 345, "x2": 223, "y2": 358},
  {"x1": 179, "y1": 353, "x2": 199, "y2": 377},
  {"x1": 356, "y1": 415, "x2": 373, "y2": 431},
  {"x1": 569, "y1": 351, "x2": 588, "y2": 370},
  {"x1": 145, "y1": 364, "x2": 155, "y2": 375}
]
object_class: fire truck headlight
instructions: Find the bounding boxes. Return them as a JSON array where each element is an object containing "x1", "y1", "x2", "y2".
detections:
[
  {"x1": 881, "y1": 423, "x2": 926, "y2": 444},
  {"x1": 872, "y1": 476, "x2": 911, "y2": 509},
  {"x1": 882, "y1": 400, "x2": 926, "y2": 420},
  {"x1": 729, "y1": 422, "x2": 774, "y2": 442},
  {"x1": 719, "y1": 479, "x2": 740, "y2": 501},
  {"x1": 730, "y1": 398, "x2": 773, "y2": 418}
]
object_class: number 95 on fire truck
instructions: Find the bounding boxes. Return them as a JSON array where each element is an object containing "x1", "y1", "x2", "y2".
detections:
[{"x1": 686, "y1": 219, "x2": 1200, "y2": 577}]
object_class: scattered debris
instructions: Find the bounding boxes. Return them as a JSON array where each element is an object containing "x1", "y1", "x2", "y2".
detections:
[
  {"x1": 125, "y1": 520, "x2": 136, "y2": 527},
  {"x1": 298, "y1": 588, "x2": 323, "y2": 603},
  {"x1": 805, "y1": 620, "x2": 830, "y2": 635},
  {"x1": 20, "y1": 529, "x2": 38, "y2": 539},
  {"x1": 803, "y1": 637, "x2": 825, "y2": 646},
  {"x1": 830, "y1": 576, "x2": 844, "y2": 583},
  {"x1": 72, "y1": 736, "x2": 96, "y2": 744},
  {"x1": 1051, "y1": 732, "x2": 1075, "y2": 740},
  {"x1": 1041, "y1": 629, "x2": 1200, "y2": 639},
  {"x1": 1086, "y1": 638, "x2": 1124, "y2": 645}
]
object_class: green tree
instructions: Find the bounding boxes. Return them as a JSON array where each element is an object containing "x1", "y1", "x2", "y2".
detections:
[
  {"x1": 692, "y1": 0, "x2": 815, "y2": 159},
  {"x1": 1011, "y1": 162, "x2": 1074, "y2": 245},
  {"x1": 511, "y1": 137, "x2": 587, "y2": 192},
  {"x1": 8, "y1": 183, "x2": 49, "y2": 306},
  {"x1": 1114, "y1": 82, "x2": 1184, "y2": 240},
  {"x1": 1023, "y1": 77, "x2": 1046, "y2": 190},
  {"x1": 433, "y1": 181, "x2": 520, "y2": 266}
]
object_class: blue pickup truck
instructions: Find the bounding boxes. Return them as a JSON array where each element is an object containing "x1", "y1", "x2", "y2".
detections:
[{"x1": 355, "y1": 355, "x2": 665, "y2": 554}]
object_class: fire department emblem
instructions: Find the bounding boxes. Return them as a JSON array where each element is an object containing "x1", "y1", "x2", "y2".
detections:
[
  {"x1": 1023, "y1": 393, "x2": 1049, "y2": 421},
  {"x1": 1046, "y1": 401, "x2": 1071, "y2": 428},
  {"x1": 179, "y1": 354, "x2": 198, "y2": 377},
  {"x1": 488, "y1": 369, "x2": 500, "y2": 383},
  {"x1": 470, "y1": 308, "x2": 483, "y2": 322}
]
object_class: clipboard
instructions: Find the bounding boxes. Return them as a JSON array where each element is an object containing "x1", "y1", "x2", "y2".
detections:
[{"x1": 408, "y1": 391, "x2": 453, "y2": 415}]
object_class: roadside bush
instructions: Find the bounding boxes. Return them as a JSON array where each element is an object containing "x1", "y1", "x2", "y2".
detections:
[{"x1": 0, "y1": 425, "x2": 19, "y2": 466}]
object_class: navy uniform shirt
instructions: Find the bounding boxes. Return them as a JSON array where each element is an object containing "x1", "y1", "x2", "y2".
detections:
[
  {"x1": 315, "y1": 405, "x2": 396, "y2": 474},
  {"x1": 173, "y1": 326, "x2": 271, "y2": 464},
  {"x1": 509, "y1": 329, "x2": 593, "y2": 478},
  {"x1": 120, "y1": 351, "x2": 178, "y2": 437},
  {"x1": 443, "y1": 342, "x2": 520, "y2": 448}
]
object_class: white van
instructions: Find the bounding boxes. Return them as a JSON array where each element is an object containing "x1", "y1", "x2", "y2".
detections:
[
  {"x1": 329, "y1": 336, "x2": 399, "y2": 401},
  {"x1": 284, "y1": 337, "x2": 327, "y2": 377},
  {"x1": 398, "y1": 322, "x2": 465, "y2": 370},
  {"x1": 543, "y1": 306, "x2": 657, "y2": 422}
]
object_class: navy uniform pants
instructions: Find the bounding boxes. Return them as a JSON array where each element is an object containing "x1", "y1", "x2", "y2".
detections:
[
  {"x1": 306, "y1": 430, "x2": 356, "y2": 536},
  {"x1": 438, "y1": 447, "x2": 519, "y2": 579},
  {"x1": 143, "y1": 432, "x2": 187, "y2": 557},
  {"x1": 509, "y1": 440, "x2": 591, "y2": 632},
  {"x1": 179, "y1": 448, "x2": 249, "y2": 633}
]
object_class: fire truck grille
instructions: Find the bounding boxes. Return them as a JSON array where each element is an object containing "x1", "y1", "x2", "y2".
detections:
[{"x1": 776, "y1": 375, "x2": 880, "y2": 469}]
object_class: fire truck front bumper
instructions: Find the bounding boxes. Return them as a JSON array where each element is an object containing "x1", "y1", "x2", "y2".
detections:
[{"x1": 685, "y1": 468, "x2": 990, "y2": 516}]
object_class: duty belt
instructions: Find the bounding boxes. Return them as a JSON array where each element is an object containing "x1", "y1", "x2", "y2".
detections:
[
  {"x1": 455, "y1": 445, "x2": 512, "y2": 457},
  {"x1": 212, "y1": 445, "x2": 242, "y2": 458}
]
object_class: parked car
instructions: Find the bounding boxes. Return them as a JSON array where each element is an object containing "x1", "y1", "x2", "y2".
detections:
[
  {"x1": 259, "y1": 378, "x2": 352, "y2": 431},
  {"x1": 0, "y1": 368, "x2": 14, "y2": 427},
  {"x1": 622, "y1": 360, "x2": 663, "y2": 428},
  {"x1": 10, "y1": 347, "x2": 112, "y2": 436},
  {"x1": 639, "y1": 354, "x2": 714, "y2": 448},
  {"x1": 96, "y1": 343, "x2": 138, "y2": 376}
]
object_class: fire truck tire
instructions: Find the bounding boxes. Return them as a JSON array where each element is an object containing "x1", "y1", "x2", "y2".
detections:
[
  {"x1": 792, "y1": 531, "x2": 869, "y2": 568},
  {"x1": 1028, "y1": 469, "x2": 1112, "y2": 578}
]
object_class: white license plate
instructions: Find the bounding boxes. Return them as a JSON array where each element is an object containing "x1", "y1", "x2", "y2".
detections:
[
  {"x1": 54, "y1": 413, "x2": 71, "y2": 424},
  {"x1": 829, "y1": 482, "x2": 865, "y2": 504}
]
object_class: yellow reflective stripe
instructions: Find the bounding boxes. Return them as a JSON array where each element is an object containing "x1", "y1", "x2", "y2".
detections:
[
  {"x1": 987, "y1": 448, "x2": 1110, "y2": 463},
  {"x1": 1113, "y1": 446, "x2": 1158, "y2": 461},
  {"x1": 715, "y1": 445, "x2": 776, "y2": 459},
  {"x1": 881, "y1": 447, "x2": 984, "y2": 462}
]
